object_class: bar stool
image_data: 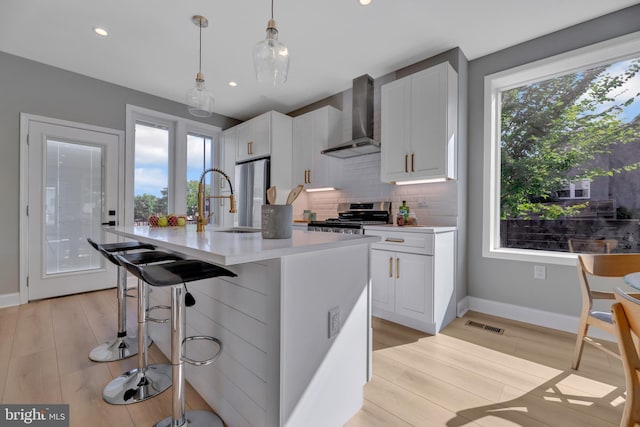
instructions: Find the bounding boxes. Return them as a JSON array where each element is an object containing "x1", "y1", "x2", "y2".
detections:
[
  {"x1": 115, "y1": 255, "x2": 236, "y2": 427},
  {"x1": 87, "y1": 238, "x2": 156, "y2": 362},
  {"x1": 97, "y1": 248, "x2": 184, "y2": 404}
]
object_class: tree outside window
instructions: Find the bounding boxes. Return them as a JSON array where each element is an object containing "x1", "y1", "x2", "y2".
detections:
[{"x1": 499, "y1": 56, "x2": 640, "y2": 252}]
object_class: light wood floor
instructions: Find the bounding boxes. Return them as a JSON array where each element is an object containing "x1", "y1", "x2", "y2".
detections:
[
  {"x1": 347, "y1": 314, "x2": 625, "y2": 427},
  {"x1": 0, "y1": 289, "x2": 213, "y2": 426},
  {"x1": 0, "y1": 289, "x2": 627, "y2": 427}
]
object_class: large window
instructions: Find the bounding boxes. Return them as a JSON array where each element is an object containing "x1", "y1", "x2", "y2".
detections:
[
  {"x1": 125, "y1": 105, "x2": 221, "y2": 226},
  {"x1": 484, "y1": 33, "x2": 640, "y2": 264},
  {"x1": 133, "y1": 122, "x2": 169, "y2": 220}
]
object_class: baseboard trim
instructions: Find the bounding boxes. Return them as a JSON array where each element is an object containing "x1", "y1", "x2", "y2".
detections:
[
  {"x1": 458, "y1": 296, "x2": 615, "y2": 342},
  {"x1": 0, "y1": 292, "x2": 21, "y2": 308}
]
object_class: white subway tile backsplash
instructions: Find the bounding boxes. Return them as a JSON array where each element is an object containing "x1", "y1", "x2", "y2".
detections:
[{"x1": 306, "y1": 152, "x2": 457, "y2": 226}]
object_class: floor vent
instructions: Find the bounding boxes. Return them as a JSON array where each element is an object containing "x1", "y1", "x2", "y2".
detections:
[{"x1": 465, "y1": 320, "x2": 504, "y2": 335}]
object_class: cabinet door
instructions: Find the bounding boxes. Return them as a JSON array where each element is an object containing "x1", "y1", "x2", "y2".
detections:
[
  {"x1": 371, "y1": 249, "x2": 396, "y2": 313},
  {"x1": 394, "y1": 252, "x2": 433, "y2": 323},
  {"x1": 292, "y1": 113, "x2": 313, "y2": 186},
  {"x1": 235, "y1": 121, "x2": 252, "y2": 162},
  {"x1": 381, "y1": 77, "x2": 412, "y2": 182},
  {"x1": 236, "y1": 113, "x2": 271, "y2": 162},
  {"x1": 411, "y1": 64, "x2": 447, "y2": 179},
  {"x1": 250, "y1": 113, "x2": 271, "y2": 158}
]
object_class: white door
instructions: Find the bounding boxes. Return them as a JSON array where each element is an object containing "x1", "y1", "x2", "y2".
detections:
[{"x1": 23, "y1": 116, "x2": 123, "y2": 301}]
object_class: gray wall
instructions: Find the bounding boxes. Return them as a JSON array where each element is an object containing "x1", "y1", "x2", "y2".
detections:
[
  {"x1": 467, "y1": 5, "x2": 640, "y2": 316},
  {"x1": 0, "y1": 51, "x2": 240, "y2": 296}
]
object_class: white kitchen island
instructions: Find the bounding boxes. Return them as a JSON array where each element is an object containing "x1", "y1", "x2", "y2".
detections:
[{"x1": 106, "y1": 225, "x2": 379, "y2": 427}]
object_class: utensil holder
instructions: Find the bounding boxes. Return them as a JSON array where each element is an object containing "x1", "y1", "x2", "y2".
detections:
[{"x1": 262, "y1": 205, "x2": 292, "y2": 239}]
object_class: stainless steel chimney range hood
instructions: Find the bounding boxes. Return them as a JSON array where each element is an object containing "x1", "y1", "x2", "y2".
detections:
[{"x1": 321, "y1": 74, "x2": 380, "y2": 159}]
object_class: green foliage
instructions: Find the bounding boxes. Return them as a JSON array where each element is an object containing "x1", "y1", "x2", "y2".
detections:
[
  {"x1": 134, "y1": 182, "x2": 209, "y2": 220},
  {"x1": 500, "y1": 59, "x2": 640, "y2": 219}
]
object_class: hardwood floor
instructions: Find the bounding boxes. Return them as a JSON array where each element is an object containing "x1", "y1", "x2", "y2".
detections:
[
  {"x1": 0, "y1": 289, "x2": 213, "y2": 427},
  {"x1": 0, "y1": 290, "x2": 627, "y2": 426},
  {"x1": 347, "y1": 314, "x2": 625, "y2": 427}
]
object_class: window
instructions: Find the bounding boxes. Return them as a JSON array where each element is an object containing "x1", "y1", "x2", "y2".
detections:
[
  {"x1": 133, "y1": 122, "x2": 169, "y2": 220},
  {"x1": 484, "y1": 33, "x2": 640, "y2": 264},
  {"x1": 125, "y1": 105, "x2": 221, "y2": 226},
  {"x1": 186, "y1": 133, "x2": 213, "y2": 219}
]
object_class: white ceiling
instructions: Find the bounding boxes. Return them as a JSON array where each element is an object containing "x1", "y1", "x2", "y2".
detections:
[{"x1": 1, "y1": 0, "x2": 638, "y2": 121}]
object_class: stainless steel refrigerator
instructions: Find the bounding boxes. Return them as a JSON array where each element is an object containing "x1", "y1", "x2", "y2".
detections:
[{"x1": 235, "y1": 157, "x2": 270, "y2": 228}]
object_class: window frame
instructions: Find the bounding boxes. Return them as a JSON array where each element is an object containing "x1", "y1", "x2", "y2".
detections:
[
  {"x1": 125, "y1": 105, "x2": 221, "y2": 226},
  {"x1": 482, "y1": 31, "x2": 640, "y2": 266}
]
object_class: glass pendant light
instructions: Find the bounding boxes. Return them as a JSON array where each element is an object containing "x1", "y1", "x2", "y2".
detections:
[
  {"x1": 253, "y1": 0, "x2": 289, "y2": 86},
  {"x1": 187, "y1": 15, "x2": 214, "y2": 117}
]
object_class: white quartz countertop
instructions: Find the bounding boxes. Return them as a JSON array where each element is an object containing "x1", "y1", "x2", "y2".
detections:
[
  {"x1": 364, "y1": 224, "x2": 457, "y2": 233},
  {"x1": 106, "y1": 225, "x2": 379, "y2": 266}
]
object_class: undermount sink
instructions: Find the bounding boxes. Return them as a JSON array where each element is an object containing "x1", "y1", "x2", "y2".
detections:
[{"x1": 219, "y1": 227, "x2": 261, "y2": 234}]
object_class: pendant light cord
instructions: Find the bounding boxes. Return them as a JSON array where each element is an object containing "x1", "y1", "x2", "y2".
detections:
[
  {"x1": 271, "y1": 0, "x2": 274, "y2": 20},
  {"x1": 198, "y1": 18, "x2": 203, "y2": 74}
]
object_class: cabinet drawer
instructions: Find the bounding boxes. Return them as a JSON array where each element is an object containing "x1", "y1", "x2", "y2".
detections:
[{"x1": 366, "y1": 229, "x2": 434, "y2": 255}]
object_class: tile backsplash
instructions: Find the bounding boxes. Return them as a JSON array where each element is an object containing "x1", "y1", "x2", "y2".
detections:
[{"x1": 305, "y1": 153, "x2": 458, "y2": 227}]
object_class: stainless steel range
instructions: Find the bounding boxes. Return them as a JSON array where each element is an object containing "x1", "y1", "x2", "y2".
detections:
[{"x1": 308, "y1": 202, "x2": 391, "y2": 234}]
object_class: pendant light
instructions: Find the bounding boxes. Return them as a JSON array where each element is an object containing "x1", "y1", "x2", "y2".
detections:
[
  {"x1": 187, "y1": 15, "x2": 214, "y2": 117},
  {"x1": 253, "y1": 0, "x2": 289, "y2": 86}
]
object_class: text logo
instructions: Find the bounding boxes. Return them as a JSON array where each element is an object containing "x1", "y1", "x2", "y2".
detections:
[{"x1": 1, "y1": 405, "x2": 68, "y2": 426}]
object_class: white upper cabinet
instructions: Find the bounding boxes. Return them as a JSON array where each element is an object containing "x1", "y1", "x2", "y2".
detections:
[
  {"x1": 292, "y1": 105, "x2": 342, "y2": 190},
  {"x1": 235, "y1": 112, "x2": 271, "y2": 162},
  {"x1": 381, "y1": 62, "x2": 458, "y2": 183},
  {"x1": 230, "y1": 110, "x2": 293, "y2": 193}
]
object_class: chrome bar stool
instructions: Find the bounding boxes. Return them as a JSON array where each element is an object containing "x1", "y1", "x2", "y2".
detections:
[
  {"x1": 87, "y1": 238, "x2": 156, "y2": 362},
  {"x1": 99, "y1": 249, "x2": 184, "y2": 404},
  {"x1": 115, "y1": 255, "x2": 236, "y2": 427}
]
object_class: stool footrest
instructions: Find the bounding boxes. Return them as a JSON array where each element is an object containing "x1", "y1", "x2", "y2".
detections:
[
  {"x1": 147, "y1": 305, "x2": 171, "y2": 323},
  {"x1": 181, "y1": 336, "x2": 222, "y2": 366}
]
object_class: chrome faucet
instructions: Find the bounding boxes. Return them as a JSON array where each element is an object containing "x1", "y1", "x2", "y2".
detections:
[{"x1": 197, "y1": 168, "x2": 236, "y2": 232}]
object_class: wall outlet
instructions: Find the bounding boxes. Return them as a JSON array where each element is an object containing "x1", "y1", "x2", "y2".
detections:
[
  {"x1": 534, "y1": 265, "x2": 546, "y2": 280},
  {"x1": 328, "y1": 306, "x2": 341, "y2": 338}
]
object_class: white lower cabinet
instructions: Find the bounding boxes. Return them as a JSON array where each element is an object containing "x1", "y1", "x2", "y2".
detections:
[{"x1": 367, "y1": 227, "x2": 456, "y2": 334}]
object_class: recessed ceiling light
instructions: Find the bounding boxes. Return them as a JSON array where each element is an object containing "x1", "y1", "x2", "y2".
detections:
[
  {"x1": 228, "y1": 81, "x2": 238, "y2": 87},
  {"x1": 359, "y1": 0, "x2": 372, "y2": 5},
  {"x1": 94, "y1": 27, "x2": 108, "y2": 37}
]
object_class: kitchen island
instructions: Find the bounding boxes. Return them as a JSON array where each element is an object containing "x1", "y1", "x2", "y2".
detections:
[{"x1": 106, "y1": 225, "x2": 379, "y2": 427}]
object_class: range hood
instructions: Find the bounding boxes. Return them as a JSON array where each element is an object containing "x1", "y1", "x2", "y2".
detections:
[{"x1": 321, "y1": 74, "x2": 380, "y2": 159}]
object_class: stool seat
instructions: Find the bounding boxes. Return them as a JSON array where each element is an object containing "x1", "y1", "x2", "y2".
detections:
[
  {"x1": 135, "y1": 260, "x2": 237, "y2": 288},
  {"x1": 88, "y1": 239, "x2": 156, "y2": 253}
]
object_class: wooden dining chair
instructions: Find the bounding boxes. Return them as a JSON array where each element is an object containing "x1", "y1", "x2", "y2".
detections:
[
  {"x1": 612, "y1": 289, "x2": 640, "y2": 427},
  {"x1": 568, "y1": 238, "x2": 618, "y2": 254},
  {"x1": 572, "y1": 254, "x2": 640, "y2": 370}
]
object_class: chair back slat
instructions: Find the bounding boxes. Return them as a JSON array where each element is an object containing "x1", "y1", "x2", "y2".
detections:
[{"x1": 579, "y1": 254, "x2": 640, "y2": 278}]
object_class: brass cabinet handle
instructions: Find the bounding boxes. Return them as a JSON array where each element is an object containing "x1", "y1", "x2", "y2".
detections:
[
  {"x1": 307, "y1": 169, "x2": 311, "y2": 184},
  {"x1": 248, "y1": 141, "x2": 253, "y2": 155},
  {"x1": 405, "y1": 154, "x2": 408, "y2": 173},
  {"x1": 396, "y1": 258, "x2": 400, "y2": 279},
  {"x1": 385, "y1": 238, "x2": 405, "y2": 243},
  {"x1": 389, "y1": 257, "x2": 393, "y2": 278},
  {"x1": 411, "y1": 153, "x2": 415, "y2": 172},
  {"x1": 304, "y1": 170, "x2": 309, "y2": 184}
]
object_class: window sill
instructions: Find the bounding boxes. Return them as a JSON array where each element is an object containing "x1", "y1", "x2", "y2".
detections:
[{"x1": 483, "y1": 247, "x2": 577, "y2": 266}]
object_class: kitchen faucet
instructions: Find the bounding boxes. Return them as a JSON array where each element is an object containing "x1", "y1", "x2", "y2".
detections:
[{"x1": 197, "y1": 168, "x2": 236, "y2": 232}]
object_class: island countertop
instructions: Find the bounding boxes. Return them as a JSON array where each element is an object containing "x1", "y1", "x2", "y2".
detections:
[{"x1": 107, "y1": 225, "x2": 379, "y2": 266}]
